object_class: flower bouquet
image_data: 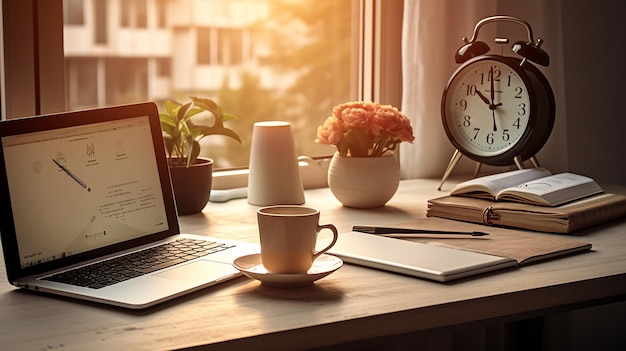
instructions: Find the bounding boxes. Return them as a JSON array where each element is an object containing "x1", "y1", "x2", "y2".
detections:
[
  {"x1": 316, "y1": 101, "x2": 414, "y2": 157},
  {"x1": 317, "y1": 101, "x2": 415, "y2": 208}
]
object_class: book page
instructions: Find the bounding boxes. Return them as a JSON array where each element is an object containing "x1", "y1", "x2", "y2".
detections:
[
  {"x1": 496, "y1": 173, "x2": 603, "y2": 206},
  {"x1": 450, "y1": 168, "x2": 552, "y2": 198},
  {"x1": 503, "y1": 173, "x2": 590, "y2": 195}
]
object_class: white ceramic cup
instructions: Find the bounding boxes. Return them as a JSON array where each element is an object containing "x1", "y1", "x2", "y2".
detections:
[
  {"x1": 257, "y1": 205, "x2": 339, "y2": 274},
  {"x1": 248, "y1": 121, "x2": 305, "y2": 206}
]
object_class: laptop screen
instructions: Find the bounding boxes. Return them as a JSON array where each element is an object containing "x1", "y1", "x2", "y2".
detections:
[{"x1": 0, "y1": 103, "x2": 176, "y2": 275}]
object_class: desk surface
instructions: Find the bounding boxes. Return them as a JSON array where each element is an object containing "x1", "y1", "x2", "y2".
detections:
[{"x1": 2, "y1": 179, "x2": 626, "y2": 350}]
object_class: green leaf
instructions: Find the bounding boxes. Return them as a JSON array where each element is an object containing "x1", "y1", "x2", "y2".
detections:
[
  {"x1": 187, "y1": 140, "x2": 202, "y2": 167},
  {"x1": 177, "y1": 102, "x2": 193, "y2": 125},
  {"x1": 158, "y1": 96, "x2": 242, "y2": 165},
  {"x1": 342, "y1": 128, "x2": 372, "y2": 157},
  {"x1": 159, "y1": 112, "x2": 177, "y2": 128},
  {"x1": 191, "y1": 96, "x2": 218, "y2": 112},
  {"x1": 221, "y1": 112, "x2": 239, "y2": 123},
  {"x1": 164, "y1": 100, "x2": 181, "y2": 121},
  {"x1": 200, "y1": 127, "x2": 242, "y2": 144},
  {"x1": 180, "y1": 107, "x2": 204, "y2": 124}
]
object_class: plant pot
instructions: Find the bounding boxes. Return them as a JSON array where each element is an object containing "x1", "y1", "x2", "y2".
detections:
[
  {"x1": 327, "y1": 151, "x2": 400, "y2": 208},
  {"x1": 169, "y1": 157, "x2": 213, "y2": 215}
]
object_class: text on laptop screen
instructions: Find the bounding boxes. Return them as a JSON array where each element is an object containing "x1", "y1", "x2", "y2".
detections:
[{"x1": 1, "y1": 116, "x2": 169, "y2": 268}]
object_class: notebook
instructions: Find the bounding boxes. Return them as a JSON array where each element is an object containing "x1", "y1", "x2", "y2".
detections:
[
  {"x1": 329, "y1": 231, "x2": 517, "y2": 282},
  {"x1": 0, "y1": 102, "x2": 258, "y2": 309}
]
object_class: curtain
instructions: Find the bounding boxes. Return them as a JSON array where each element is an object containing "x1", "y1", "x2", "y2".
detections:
[{"x1": 399, "y1": 0, "x2": 567, "y2": 182}]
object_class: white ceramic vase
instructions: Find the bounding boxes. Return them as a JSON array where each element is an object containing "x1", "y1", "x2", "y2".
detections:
[{"x1": 327, "y1": 152, "x2": 400, "y2": 208}]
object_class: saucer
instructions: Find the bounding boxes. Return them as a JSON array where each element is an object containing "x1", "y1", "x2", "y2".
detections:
[{"x1": 233, "y1": 254, "x2": 343, "y2": 288}]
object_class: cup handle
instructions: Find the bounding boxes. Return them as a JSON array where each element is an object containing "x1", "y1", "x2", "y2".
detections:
[
  {"x1": 313, "y1": 224, "x2": 339, "y2": 259},
  {"x1": 298, "y1": 155, "x2": 327, "y2": 171}
]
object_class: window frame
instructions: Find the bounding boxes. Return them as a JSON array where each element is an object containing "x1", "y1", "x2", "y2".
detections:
[{"x1": 1, "y1": 0, "x2": 66, "y2": 118}]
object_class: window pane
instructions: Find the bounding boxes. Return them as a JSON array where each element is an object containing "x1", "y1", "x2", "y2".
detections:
[
  {"x1": 196, "y1": 28, "x2": 211, "y2": 65},
  {"x1": 93, "y1": 0, "x2": 107, "y2": 44},
  {"x1": 63, "y1": 0, "x2": 353, "y2": 168},
  {"x1": 63, "y1": 0, "x2": 85, "y2": 25}
]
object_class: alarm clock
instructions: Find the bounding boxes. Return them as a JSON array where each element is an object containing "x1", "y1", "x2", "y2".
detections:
[{"x1": 438, "y1": 16, "x2": 555, "y2": 190}]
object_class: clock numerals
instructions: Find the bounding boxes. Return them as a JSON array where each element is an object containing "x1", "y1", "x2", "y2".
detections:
[
  {"x1": 486, "y1": 132, "x2": 495, "y2": 145},
  {"x1": 463, "y1": 115, "x2": 471, "y2": 127},
  {"x1": 466, "y1": 85, "x2": 478, "y2": 96},
  {"x1": 459, "y1": 99, "x2": 468, "y2": 111},
  {"x1": 502, "y1": 129, "x2": 510, "y2": 142},
  {"x1": 518, "y1": 103, "x2": 527, "y2": 116},
  {"x1": 469, "y1": 126, "x2": 513, "y2": 145},
  {"x1": 480, "y1": 68, "x2": 501, "y2": 85}
]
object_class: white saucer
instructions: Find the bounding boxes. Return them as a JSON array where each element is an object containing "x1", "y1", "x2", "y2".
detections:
[{"x1": 233, "y1": 253, "x2": 343, "y2": 288}]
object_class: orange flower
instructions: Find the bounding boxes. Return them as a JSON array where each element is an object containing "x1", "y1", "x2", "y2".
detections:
[
  {"x1": 316, "y1": 101, "x2": 414, "y2": 157},
  {"x1": 315, "y1": 116, "x2": 344, "y2": 145}
]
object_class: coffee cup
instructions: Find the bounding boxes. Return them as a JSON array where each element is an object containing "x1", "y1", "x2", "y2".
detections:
[{"x1": 257, "y1": 205, "x2": 338, "y2": 274}]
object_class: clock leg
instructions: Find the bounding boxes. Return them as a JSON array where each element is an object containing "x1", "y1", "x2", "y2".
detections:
[
  {"x1": 437, "y1": 149, "x2": 463, "y2": 191},
  {"x1": 513, "y1": 155, "x2": 525, "y2": 169},
  {"x1": 529, "y1": 156, "x2": 540, "y2": 168},
  {"x1": 473, "y1": 162, "x2": 482, "y2": 178}
]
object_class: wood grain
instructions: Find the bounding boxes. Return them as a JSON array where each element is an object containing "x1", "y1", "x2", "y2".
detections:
[{"x1": 1, "y1": 179, "x2": 625, "y2": 350}]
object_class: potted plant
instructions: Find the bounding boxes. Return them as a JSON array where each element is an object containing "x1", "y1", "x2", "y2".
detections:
[
  {"x1": 159, "y1": 96, "x2": 241, "y2": 215},
  {"x1": 316, "y1": 101, "x2": 415, "y2": 208}
]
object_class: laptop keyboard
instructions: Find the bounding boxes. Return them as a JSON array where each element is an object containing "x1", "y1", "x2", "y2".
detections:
[{"x1": 42, "y1": 238, "x2": 235, "y2": 289}]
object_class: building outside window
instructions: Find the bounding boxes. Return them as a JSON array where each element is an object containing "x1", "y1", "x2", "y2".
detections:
[{"x1": 62, "y1": 0, "x2": 353, "y2": 168}]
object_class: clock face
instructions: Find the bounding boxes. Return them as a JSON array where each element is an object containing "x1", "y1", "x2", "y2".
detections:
[{"x1": 442, "y1": 57, "x2": 533, "y2": 159}]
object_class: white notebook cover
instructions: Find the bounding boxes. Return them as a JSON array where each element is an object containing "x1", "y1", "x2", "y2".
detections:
[{"x1": 329, "y1": 232, "x2": 517, "y2": 282}]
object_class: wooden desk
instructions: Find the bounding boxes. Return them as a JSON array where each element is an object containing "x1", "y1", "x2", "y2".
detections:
[{"x1": 2, "y1": 179, "x2": 625, "y2": 350}]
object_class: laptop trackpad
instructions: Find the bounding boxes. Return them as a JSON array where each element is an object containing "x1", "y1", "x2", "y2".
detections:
[{"x1": 153, "y1": 260, "x2": 239, "y2": 283}]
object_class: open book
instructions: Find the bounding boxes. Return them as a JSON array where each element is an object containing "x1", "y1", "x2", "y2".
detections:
[{"x1": 450, "y1": 168, "x2": 604, "y2": 206}]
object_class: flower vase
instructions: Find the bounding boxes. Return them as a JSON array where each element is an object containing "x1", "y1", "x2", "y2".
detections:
[{"x1": 327, "y1": 152, "x2": 400, "y2": 208}]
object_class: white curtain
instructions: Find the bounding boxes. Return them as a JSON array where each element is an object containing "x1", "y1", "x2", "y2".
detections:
[{"x1": 399, "y1": 0, "x2": 567, "y2": 181}]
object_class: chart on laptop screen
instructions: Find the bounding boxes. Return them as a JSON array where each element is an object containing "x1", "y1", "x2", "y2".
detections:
[{"x1": 1, "y1": 116, "x2": 168, "y2": 268}]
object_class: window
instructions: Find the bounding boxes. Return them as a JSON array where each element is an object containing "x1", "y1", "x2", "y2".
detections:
[
  {"x1": 65, "y1": 0, "x2": 356, "y2": 168},
  {"x1": 120, "y1": 0, "x2": 147, "y2": 28},
  {"x1": 155, "y1": 0, "x2": 167, "y2": 28},
  {"x1": 196, "y1": 28, "x2": 212, "y2": 65},
  {"x1": 93, "y1": 0, "x2": 107, "y2": 44},
  {"x1": 217, "y1": 28, "x2": 243, "y2": 65},
  {"x1": 63, "y1": 0, "x2": 84, "y2": 25},
  {"x1": 2, "y1": 0, "x2": 403, "y2": 170}
]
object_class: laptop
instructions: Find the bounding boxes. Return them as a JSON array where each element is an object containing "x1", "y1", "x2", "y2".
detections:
[
  {"x1": 329, "y1": 232, "x2": 517, "y2": 282},
  {"x1": 0, "y1": 102, "x2": 258, "y2": 309}
]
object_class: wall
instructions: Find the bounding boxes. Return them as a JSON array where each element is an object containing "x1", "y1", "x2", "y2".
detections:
[{"x1": 561, "y1": 1, "x2": 626, "y2": 185}]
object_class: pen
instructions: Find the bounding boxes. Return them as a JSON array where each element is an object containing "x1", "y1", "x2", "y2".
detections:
[
  {"x1": 52, "y1": 158, "x2": 90, "y2": 191},
  {"x1": 352, "y1": 225, "x2": 489, "y2": 237}
]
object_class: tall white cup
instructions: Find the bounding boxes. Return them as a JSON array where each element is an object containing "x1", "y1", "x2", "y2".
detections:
[{"x1": 248, "y1": 121, "x2": 305, "y2": 206}]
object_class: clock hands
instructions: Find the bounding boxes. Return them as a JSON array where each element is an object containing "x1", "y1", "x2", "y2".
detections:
[
  {"x1": 489, "y1": 66, "x2": 497, "y2": 131},
  {"x1": 476, "y1": 89, "x2": 501, "y2": 110},
  {"x1": 488, "y1": 66, "x2": 502, "y2": 132},
  {"x1": 474, "y1": 69, "x2": 503, "y2": 132},
  {"x1": 475, "y1": 89, "x2": 490, "y2": 105},
  {"x1": 490, "y1": 66, "x2": 495, "y2": 105}
]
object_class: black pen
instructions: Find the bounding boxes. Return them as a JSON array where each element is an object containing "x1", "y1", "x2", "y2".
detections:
[
  {"x1": 52, "y1": 158, "x2": 90, "y2": 191},
  {"x1": 352, "y1": 225, "x2": 489, "y2": 237}
]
